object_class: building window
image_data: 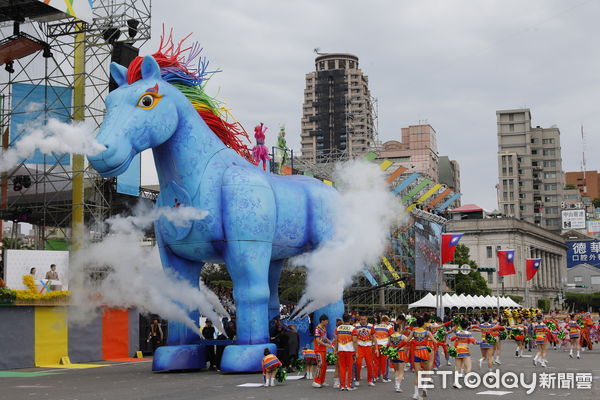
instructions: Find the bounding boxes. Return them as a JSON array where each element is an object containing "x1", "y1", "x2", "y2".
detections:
[
  {"x1": 509, "y1": 124, "x2": 515, "y2": 132},
  {"x1": 544, "y1": 183, "x2": 557, "y2": 191},
  {"x1": 542, "y1": 138, "x2": 555, "y2": 144},
  {"x1": 531, "y1": 149, "x2": 538, "y2": 155},
  {"x1": 574, "y1": 276, "x2": 583, "y2": 283},
  {"x1": 543, "y1": 160, "x2": 557, "y2": 167},
  {"x1": 544, "y1": 172, "x2": 556, "y2": 179},
  {"x1": 486, "y1": 246, "x2": 493, "y2": 258},
  {"x1": 509, "y1": 113, "x2": 514, "y2": 122},
  {"x1": 487, "y1": 271, "x2": 494, "y2": 284},
  {"x1": 591, "y1": 276, "x2": 600, "y2": 285},
  {"x1": 543, "y1": 149, "x2": 556, "y2": 156}
]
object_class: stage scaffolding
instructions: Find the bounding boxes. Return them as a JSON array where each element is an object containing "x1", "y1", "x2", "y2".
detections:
[{"x1": 0, "y1": 1, "x2": 152, "y2": 248}]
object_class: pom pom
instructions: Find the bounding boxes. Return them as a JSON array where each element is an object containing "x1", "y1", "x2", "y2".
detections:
[
  {"x1": 326, "y1": 352, "x2": 338, "y2": 365},
  {"x1": 275, "y1": 367, "x2": 287, "y2": 383},
  {"x1": 295, "y1": 357, "x2": 306, "y2": 372},
  {"x1": 448, "y1": 346, "x2": 458, "y2": 358},
  {"x1": 485, "y1": 333, "x2": 497, "y2": 345}
]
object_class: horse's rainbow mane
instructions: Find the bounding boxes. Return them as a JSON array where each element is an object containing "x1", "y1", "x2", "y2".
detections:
[{"x1": 126, "y1": 30, "x2": 255, "y2": 164}]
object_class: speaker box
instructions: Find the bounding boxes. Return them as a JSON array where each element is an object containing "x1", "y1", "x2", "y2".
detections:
[{"x1": 109, "y1": 42, "x2": 139, "y2": 92}]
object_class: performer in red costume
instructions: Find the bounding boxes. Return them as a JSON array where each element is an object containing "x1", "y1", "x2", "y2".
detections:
[
  {"x1": 333, "y1": 314, "x2": 358, "y2": 391},
  {"x1": 312, "y1": 314, "x2": 333, "y2": 388},
  {"x1": 354, "y1": 313, "x2": 377, "y2": 387}
]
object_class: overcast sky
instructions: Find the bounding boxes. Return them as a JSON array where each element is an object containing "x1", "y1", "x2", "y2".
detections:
[{"x1": 139, "y1": 0, "x2": 600, "y2": 210}]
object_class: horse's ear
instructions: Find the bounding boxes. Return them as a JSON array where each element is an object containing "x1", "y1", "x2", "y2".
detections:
[
  {"x1": 110, "y1": 62, "x2": 128, "y2": 87},
  {"x1": 141, "y1": 55, "x2": 161, "y2": 81}
]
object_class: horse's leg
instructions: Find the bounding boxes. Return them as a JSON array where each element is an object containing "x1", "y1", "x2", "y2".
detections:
[
  {"x1": 152, "y1": 231, "x2": 205, "y2": 371},
  {"x1": 219, "y1": 240, "x2": 276, "y2": 372},
  {"x1": 268, "y1": 259, "x2": 285, "y2": 323}
]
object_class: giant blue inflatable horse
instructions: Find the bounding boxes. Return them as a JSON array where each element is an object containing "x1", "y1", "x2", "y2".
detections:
[{"x1": 88, "y1": 47, "x2": 343, "y2": 372}]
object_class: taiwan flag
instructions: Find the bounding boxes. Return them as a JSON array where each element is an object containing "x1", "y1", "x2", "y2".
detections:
[
  {"x1": 441, "y1": 233, "x2": 463, "y2": 264},
  {"x1": 526, "y1": 258, "x2": 542, "y2": 281},
  {"x1": 497, "y1": 249, "x2": 516, "y2": 276}
]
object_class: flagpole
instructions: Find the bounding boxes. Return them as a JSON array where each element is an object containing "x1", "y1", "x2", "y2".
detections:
[{"x1": 525, "y1": 275, "x2": 529, "y2": 308}]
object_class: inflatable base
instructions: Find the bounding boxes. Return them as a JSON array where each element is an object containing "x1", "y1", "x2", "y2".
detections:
[
  {"x1": 152, "y1": 344, "x2": 206, "y2": 371},
  {"x1": 220, "y1": 343, "x2": 277, "y2": 373}
]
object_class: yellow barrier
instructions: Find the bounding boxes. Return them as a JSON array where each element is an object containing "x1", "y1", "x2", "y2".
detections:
[{"x1": 35, "y1": 307, "x2": 68, "y2": 366}]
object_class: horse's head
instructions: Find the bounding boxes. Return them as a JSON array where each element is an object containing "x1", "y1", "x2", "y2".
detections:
[{"x1": 88, "y1": 56, "x2": 181, "y2": 177}]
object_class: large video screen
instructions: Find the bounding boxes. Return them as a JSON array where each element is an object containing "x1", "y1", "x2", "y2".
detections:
[{"x1": 414, "y1": 218, "x2": 442, "y2": 291}]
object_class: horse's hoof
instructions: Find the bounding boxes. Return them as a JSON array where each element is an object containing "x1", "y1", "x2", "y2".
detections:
[
  {"x1": 220, "y1": 343, "x2": 277, "y2": 372},
  {"x1": 152, "y1": 344, "x2": 206, "y2": 371}
]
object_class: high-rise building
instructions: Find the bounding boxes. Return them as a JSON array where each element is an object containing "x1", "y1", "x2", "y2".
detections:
[
  {"x1": 496, "y1": 108, "x2": 564, "y2": 231},
  {"x1": 376, "y1": 124, "x2": 439, "y2": 181},
  {"x1": 438, "y1": 156, "x2": 460, "y2": 204},
  {"x1": 300, "y1": 53, "x2": 375, "y2": 162}
]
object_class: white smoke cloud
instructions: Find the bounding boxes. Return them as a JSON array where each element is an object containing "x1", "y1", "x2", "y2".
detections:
[
  {"x1": 291, "y1": 160, "x2": 403, "y2": 317},
  {"x1": 0, "y1": 116, "x2": 106, "y2": 172},
  {"x1": 69, "y1": 203, "x2": 228, "y2": 335}
]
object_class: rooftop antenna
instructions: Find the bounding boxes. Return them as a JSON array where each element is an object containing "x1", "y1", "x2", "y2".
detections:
[{"x1": 581, "y1": 125, "x2": 587, "y2": 194}]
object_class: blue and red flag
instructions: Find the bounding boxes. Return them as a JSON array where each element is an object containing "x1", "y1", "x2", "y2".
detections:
[
  {"x1": 526, "y1": 258, "x2": 542, "y2": 281},
  {"x1": 441, "y1": 233, "x2": 463, "y2": 264},
  {"x1": 497, "y1": 249, "x2": 516, "y2": 276}
]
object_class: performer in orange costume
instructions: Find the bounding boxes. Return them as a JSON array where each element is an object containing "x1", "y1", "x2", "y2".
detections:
[
  {"x1": 354, "y1": 313, "x2": 377, "y2": 387},
  {"x1": 388, "y1": 323, "x2": 409, "y2": 393},
  {"x1": 406, "y1": 316, "x2": 436, "y2": 400},
  {"x1": 333, "y1": 314, "x2": 358, "y2": 391},
  {"x1": 373, "y1": 315, "x2": 394, "y2": 383},
  {"x1": 532, "y1": 316, "x2": 551, "y2": 367},
  {"x1": 580, "y1": 313, "x2": 594, "y2": 351}
]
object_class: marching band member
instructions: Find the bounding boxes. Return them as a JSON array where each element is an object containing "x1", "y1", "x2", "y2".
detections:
[
  {"x1": 566, "y1": 314, "x2": 581, "y2": 359},
  {"x1": 388, "y1": 322, "x2": 410, "y2": 393},
  {"x1": 333, "y1": 314, "x2": 358, "y2": 391},
  {"x1": 374, "y1": 315, "x2": 394, "y2": 383},
  {"x1": 312, "y1": 314, "x2": 333, "y2": 388},
  {"x1": 532, "y1": 315, "x2": 550, "y2": 367},
  {"x1": 406, "y1": 316, "x2": 436, "y2": 400},
  {"x1": 354, "y1": 313, "x2": 377, "y2": 387}
]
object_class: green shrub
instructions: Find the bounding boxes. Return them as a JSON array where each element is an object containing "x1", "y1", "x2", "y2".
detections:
[
  {"x1": 537, "y1": 298, "x2": 551, "y2": 313},
  {"x1": 0, "y1": 287, "x2": 17, "y2": 304}
]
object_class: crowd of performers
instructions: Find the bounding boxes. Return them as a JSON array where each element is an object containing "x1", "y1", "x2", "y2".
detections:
[{"x1": 260, "y1": 309, "x2": 599, "y2": 399}]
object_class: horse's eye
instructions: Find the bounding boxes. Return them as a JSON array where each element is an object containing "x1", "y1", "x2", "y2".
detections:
[{"x1": 138, "y1": 94, "x2": 154, "y2": 108}]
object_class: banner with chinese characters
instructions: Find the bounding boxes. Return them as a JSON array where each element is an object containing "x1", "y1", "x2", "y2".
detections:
[{"x1": 566, "y1": 240, "x2": 600, "y2": 269}]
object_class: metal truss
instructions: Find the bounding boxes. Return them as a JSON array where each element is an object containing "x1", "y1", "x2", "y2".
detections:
[{"x1": 0, "y1": 1, "x2": 151, "y2": 248}]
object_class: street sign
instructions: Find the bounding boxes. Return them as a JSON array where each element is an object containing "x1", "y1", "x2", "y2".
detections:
[
  {"x1": 442, "y1": 264, "x2": 459, "y2": 275},
  {"x1": 460, "y1": 264, "x2": 472, "y2": 275}
]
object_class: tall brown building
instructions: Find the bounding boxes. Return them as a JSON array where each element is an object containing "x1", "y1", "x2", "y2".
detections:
[
  {"x1": 300, "y1": 53, "x2": 375, "y2": 162},
  {"x1": 376, "y1": 124, "x2": 439, "y2": 181},
  {"x1": 565, "y1": 170, "x2": 600, "y2": 199}
]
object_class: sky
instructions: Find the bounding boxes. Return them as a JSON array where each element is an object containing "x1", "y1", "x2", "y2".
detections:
[{"x1": 135, "y1": 0, "x2": 600, "y2": 210}]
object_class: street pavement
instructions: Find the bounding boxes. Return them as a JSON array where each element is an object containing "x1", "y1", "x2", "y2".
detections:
[{"x1": 1, "y1": 344, "x2": 599, "y2": 400}]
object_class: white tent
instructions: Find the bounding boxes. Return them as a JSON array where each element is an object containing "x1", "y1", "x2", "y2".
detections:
[
  {"x1": 408, "y1": 292, "x2": 437, "y2": 309},
  {"x1": 408, "y1": 293, "x2": 522, "y2": 309},
  {"x1": 441, "y1": 293, "x2": 457, "y2": 308}
]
